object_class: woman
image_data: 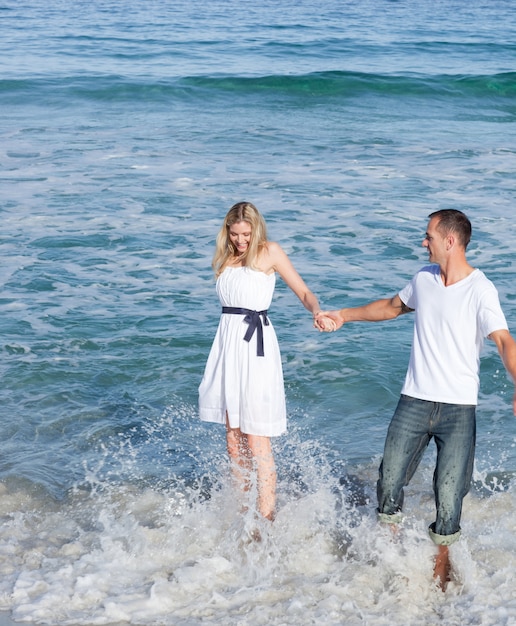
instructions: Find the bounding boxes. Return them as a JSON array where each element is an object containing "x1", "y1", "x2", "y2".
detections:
[{"x1": 199, "y1": 201, "x2": 333, "y2": 521}]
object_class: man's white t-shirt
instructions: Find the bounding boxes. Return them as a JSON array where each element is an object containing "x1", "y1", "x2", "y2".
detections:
[{"x1": 399, "y1": 265, "x2": 508, "y2": 405}]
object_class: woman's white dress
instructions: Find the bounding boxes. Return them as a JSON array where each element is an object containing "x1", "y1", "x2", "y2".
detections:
[{"x1": 199, "y1": 266, "x2": 286, "y2": 437}]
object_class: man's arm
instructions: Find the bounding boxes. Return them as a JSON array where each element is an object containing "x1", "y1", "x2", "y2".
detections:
[
  {"x1": 489, "y1": 329, "x2": 516, "y2": 416},
  {"x1": 321, "y1": 294, "x2": 414, "y2": 331}
]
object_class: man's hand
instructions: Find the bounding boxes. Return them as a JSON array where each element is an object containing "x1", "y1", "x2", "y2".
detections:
[{"x1": 314, "y1": 311, "x2": 341, "y2": 332}]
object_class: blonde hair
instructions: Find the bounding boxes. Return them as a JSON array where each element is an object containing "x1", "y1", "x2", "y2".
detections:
[{"x1": 213, "y1": 202, "x2": 268, "y2": 277}]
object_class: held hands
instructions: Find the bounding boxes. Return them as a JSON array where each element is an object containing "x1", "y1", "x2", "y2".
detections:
[
  {"x1": 313, "y1": 310, "x2": 344, "y2": 332},
  {"x1": 314, "y1": 314, "x2": 337, "y2": 332}
]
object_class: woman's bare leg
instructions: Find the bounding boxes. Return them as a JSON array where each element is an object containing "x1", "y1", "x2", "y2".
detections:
[
  {"x1": 226, "y1": 422, "x2": 251, "y2": 489},
  {"x1": 246, "y1": 434, "x2": 276, "y2": 520}
]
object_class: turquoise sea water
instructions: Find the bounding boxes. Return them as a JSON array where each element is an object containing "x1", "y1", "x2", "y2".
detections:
[{"x1": 1, "y1": 1, "x2": 516, "y2": 624}]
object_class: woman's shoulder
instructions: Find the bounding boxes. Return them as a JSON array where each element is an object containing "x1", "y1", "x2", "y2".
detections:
[
  {"x1": 262, "y1": 240, "x2": 286, "y2": 260},
  {"x1": 256, "y1": 241, "x2": 285, "y2": 273}
]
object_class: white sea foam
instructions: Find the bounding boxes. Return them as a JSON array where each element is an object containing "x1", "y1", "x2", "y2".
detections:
[{"x1": 1, "y1": 457, "x2": 515, "y2": 625}]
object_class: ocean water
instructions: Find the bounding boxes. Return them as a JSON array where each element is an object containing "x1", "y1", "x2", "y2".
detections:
[{"x1": 1, "y1": 0, "x2": 516, "y2": 624}]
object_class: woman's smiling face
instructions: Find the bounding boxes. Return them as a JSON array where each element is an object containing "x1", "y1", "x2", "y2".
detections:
[{"x1": 229, "y1": 220, "x2": 252, "y2": 255}]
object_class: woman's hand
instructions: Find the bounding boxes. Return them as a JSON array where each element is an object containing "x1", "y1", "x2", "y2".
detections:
[{"x1": 313, "y1": 312, "x2": 337, "y2": 332}]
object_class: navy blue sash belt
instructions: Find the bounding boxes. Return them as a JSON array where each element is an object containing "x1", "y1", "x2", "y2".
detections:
[{"x1": 222, "y1": 307, "x2": 269, "y2": 357}]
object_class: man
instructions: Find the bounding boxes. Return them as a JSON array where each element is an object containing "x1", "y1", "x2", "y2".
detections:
[{"x1": 321, "y1": 209, "x2": 516, "y2": 589}]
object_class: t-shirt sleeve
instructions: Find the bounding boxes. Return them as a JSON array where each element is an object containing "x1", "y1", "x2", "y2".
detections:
[
  {"x1": 399, "y1": 277, "x2": 416, "y2": 308},
  {"x1": 478, "y1": 284, "x2": 508, "y2": 337}
]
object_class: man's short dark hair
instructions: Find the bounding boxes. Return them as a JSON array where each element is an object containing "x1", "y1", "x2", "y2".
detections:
[{"x1": 429, "y1": 209, "x2": 472, "y2": 249}]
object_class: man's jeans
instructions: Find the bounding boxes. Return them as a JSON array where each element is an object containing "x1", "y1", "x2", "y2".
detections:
[{"x1": 377, "y1": 395, "x2": 476, "y2": 545}]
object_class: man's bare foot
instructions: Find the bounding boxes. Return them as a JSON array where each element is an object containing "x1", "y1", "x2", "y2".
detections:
[
  {"x1": 433, "y1": 545, "x2": 451, "y2": 591},
  {"x1": 389, "y1": 523, "x2": 399, "y2": 537}
]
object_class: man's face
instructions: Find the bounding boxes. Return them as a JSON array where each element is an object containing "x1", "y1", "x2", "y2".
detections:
[{"x1": 422, "y1": 217, "x2": 447, "y2": 264}]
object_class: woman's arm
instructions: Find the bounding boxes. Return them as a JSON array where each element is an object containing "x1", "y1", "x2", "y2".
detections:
[
  {"x1": 259, "y1": 241, "x2": 334, "y2": 331},
  {"x1": 266, "y1": 241, "x2": 321, "y2": 314}
]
